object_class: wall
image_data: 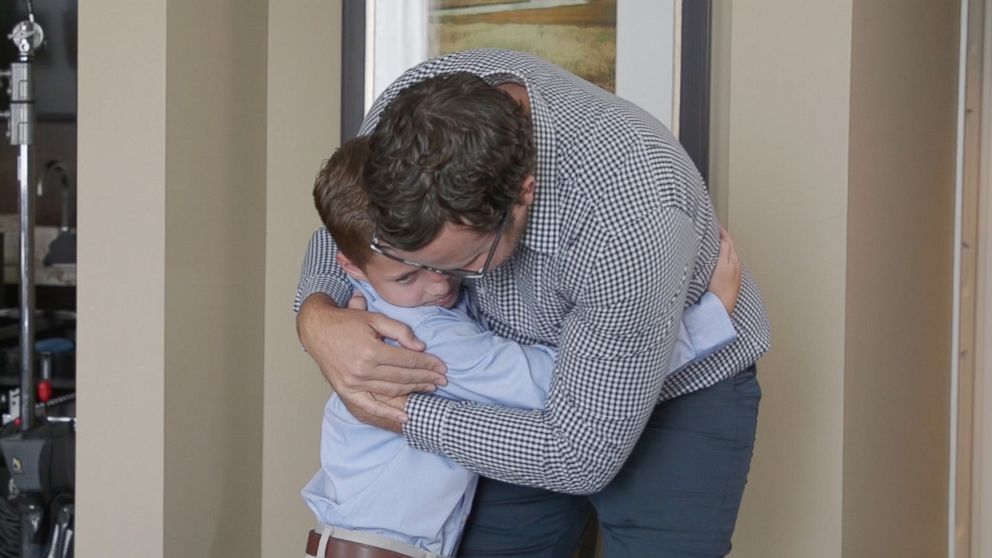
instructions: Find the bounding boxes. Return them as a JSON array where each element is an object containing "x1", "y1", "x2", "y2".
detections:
[
  {"x1": 163, "y1": 1, "x2": 268, "y2": 556},
  {"x1": 979, "y1": 0, "x2": 992, "y2": 544},
  {"x1": 75, "y1": 1, "x2": 962, "y2": 555},
  {"x1": 77, "y1": 1, "x2": 268, "y2": 556},
  {"x1": 261, "y1": 1, "x2": 342, "y2": 555},
  {"x1": 959, "y1": 0, "x2": 985, "y2": 553},
  {"x1": 844, "y1": 2, "x2": 957, "y2": 555},
  {"x1": 77, "y1": 2, "x2": 167, "y2": 554},
  {"x1": 708, "y1": 0, "x2": 731, "y2": 222},
  {"x1": 712, "y1": 1, "x2": 959, "y2": 557},
  {"x1": 716, "y1": 2, "x2": 854, "y2": 556},
  {"x1": 979, "y1": 85, "x2": 992, "y2": 557}
]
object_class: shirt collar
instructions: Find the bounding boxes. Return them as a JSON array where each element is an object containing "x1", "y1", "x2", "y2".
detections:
[
  {"x1": 348, "y1": 277, "x2": 472, "y2": 318},
  {"x1": 482, "y1": 71, "x2": 559, "y2": 256}
]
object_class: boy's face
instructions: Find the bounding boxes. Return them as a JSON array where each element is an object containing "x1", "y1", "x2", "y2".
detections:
[{"x1": 354, "y1": 253, "x2": 462, "y2": 309}]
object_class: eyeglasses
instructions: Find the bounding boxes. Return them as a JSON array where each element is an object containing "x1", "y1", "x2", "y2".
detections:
[{"x1": 369, "y1": 212, "x2": 508, "y2": 280}]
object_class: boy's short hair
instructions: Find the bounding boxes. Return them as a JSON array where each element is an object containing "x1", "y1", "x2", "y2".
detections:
[{"x1": 313, "y1": 136, "x2": 374, "y2": 268}]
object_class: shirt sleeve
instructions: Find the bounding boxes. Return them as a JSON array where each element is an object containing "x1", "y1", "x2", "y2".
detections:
[
  {"x1": 404, "y1": 207, "x2": 698, "y2": 495},
  {"x1": 294, "y1": 227, "x2": 354, "y2": 311},
  {"x1": 414, "y1": 313, "x2": 556, "y2": 411},
  {"x1": 667, "y1": 292, "x2": 737, "y2": 373}
]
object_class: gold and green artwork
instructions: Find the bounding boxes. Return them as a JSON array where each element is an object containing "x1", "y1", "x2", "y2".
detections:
[{"x1": 429, "y1": 0, "x2": 617, "y2": 92}]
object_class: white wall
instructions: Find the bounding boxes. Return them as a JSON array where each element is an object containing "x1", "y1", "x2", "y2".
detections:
[{"x1": 615, "y1": 0, "x2": 678, "y2": 129}]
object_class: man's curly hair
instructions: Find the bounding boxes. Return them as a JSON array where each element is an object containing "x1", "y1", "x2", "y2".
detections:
[{"x1": 365, "y1": 72, "x2": 535, "y2": 250}]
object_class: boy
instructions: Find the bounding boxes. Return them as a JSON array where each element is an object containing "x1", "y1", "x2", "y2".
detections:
[{"x1": 302, "y1": 137, "x2": 742, "y2": 558}]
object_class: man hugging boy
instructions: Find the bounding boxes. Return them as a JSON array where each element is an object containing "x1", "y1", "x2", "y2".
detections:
[{"x1": 301, "y1": 136, "x2": 743, "y2": 558}]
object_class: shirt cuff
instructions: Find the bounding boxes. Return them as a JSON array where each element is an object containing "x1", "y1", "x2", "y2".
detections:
[
  {"x1": 684, "y1": 292, "x2": 738, "y2": 358},
  {"x1": 295, "y1": 275, "x2": 354, "y2": 311},
  {"x1": 403, "y1": 393, "x2": 453, "y2": 455}
]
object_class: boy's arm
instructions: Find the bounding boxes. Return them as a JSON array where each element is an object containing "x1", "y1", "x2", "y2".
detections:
[
  {"x1": 412, "y1": 312, "x2": 555, "y2": 411},
  {"x1": 668, "y1": 228, "x2": 742, "y2": 372},
  {"x1": 668, "y1": 293, "x2": 736, "y2": 373}
]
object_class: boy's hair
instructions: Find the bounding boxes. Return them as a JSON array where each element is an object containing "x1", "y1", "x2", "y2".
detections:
[
  {"x1": 366, "y1": 72, "x2": 534, "y2": 251},
  {"x1": 313, "y1": 136, "x2": 374, "y2": 268}
]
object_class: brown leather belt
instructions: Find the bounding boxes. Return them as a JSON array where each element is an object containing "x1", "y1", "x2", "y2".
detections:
[{"x1": 305, "y1": 529, "x2": 414, "y2": 558}]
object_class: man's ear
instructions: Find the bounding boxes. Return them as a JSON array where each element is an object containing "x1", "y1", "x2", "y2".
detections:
[
  {"x1": 336, "y1": 251, "x2": 368, "y2": 282},
  {"x1": 518, "y1": 175, "x2": 536, "y2": 207}
]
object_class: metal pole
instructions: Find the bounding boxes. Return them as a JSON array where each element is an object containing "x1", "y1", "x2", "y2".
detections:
[
  {"x1": 17, "y1": 142, "x2": 34, "y2": 432},
  {"x1": 6, "y1": 12, "x2": 44, "y2": 558},
  {"x1": 8, "y1": 20, "x2": 42, "y2": 434}
]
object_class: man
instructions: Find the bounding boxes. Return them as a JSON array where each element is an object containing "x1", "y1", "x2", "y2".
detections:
[{"x1": 296, "y1": 49, "x2": 771, "y2": 557}]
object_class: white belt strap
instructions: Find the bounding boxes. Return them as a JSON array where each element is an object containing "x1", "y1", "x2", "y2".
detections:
[
  {"x1": 316, "y1": 524, "x2": 445, "y2": 558},
  {"x1": 317, "y1": 526, "x2": 331, "y2": 557}
]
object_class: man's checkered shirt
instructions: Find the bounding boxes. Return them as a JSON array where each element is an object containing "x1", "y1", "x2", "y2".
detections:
[{"x1": 296, "y1": 49, "x2": 771, "y2": 495}]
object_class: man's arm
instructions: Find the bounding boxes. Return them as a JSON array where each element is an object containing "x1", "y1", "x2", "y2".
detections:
[
  {"x1": 408, "y1": 239, "x2": 741, "y2": 411},
  {"x1": 403, "y1": 208, "x2": 697, "y2": 495},
  {"x1": 382, "y1": 239, "x2": 739, "y2": 416},
  {"x1": 295, "y1": 228, "x2": 447, "y2": 422},
  {"x1": 294, "y1": 228, "x2": 354, "y2": 311}
]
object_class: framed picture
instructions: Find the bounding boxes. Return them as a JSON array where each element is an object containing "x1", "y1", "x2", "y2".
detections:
[{"x1": 342, "y1": 0, "x2": 712, "y2": 182}]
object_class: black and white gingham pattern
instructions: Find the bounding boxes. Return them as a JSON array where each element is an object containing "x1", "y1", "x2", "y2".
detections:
[{"x1": 295, "y1": 50, "x2": 771, "y2": 494}]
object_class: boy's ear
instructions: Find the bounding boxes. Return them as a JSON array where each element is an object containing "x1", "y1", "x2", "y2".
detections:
[{"x1": 336, "y1": 252, "x2": 368, "y2": 281}]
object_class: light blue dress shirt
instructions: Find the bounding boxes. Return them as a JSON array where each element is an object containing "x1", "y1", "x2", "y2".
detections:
[{"x1": 302, "y1": 279, "x2": 736, "y2": 557}]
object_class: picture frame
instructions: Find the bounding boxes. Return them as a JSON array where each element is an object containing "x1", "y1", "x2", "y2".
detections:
[{"x1": 341, "y1": 0, "x2": 712, "y2": 182}]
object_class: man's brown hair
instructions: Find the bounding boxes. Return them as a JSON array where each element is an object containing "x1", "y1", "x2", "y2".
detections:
[
  {"x1": 313, "y1": 136, "x2": 374, "y2": 268},
  {"x1": 366, "y1": 72, "x2": 534, "y2": 251}
]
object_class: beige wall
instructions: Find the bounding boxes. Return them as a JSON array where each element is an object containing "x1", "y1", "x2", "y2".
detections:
[
  {"x1": 708, "y1": 0, "x2": 731, "y2": 223},
  {"x1": 969, "y1": 1, "x2": 992, "y2": 554},
  {"x1": 77, "y1": 2, "x2": 167, "y2": 555},
  {"x1": 980, "y1": 0, "x2": 992, "y2": 545},
  {"x1": 78, "y1": 1, "x2": 339, "y2": 555},
  {"x1": 261, "y1": 1, "x2": 342, "y2": 555},
  {"x1": 714, "y1": 1, "x2": 959, "y2": 557},
  {"x1": 78, "y1": 1, "x2": 268, "y2": 556},
  {"x1": 163, "y1": 1, "x2": 268, "y2": 556},
  {"x1": 76, "y1": 1, "x2": 962, "y2": 556},
  {"x1": 980, "y1": 110, "x2": 992, "y2": 558},
  {"x1": 844, "y1": 1, "x2": 958, "y2": 556},
  {"x1": 716, "y1": 2, "x2": 854, "y2": 556}
]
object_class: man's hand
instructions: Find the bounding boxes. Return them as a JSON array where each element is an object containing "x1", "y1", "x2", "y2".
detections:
[
  {"x1": 708, "y1": 227, "x2": 742, "y2": 314},
  {"x1": 363, "y1": 393, "x2": 410, "y2": 433},
  {"x1": 296, "y1": 293, "x2": 446, "y2": 424}
]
